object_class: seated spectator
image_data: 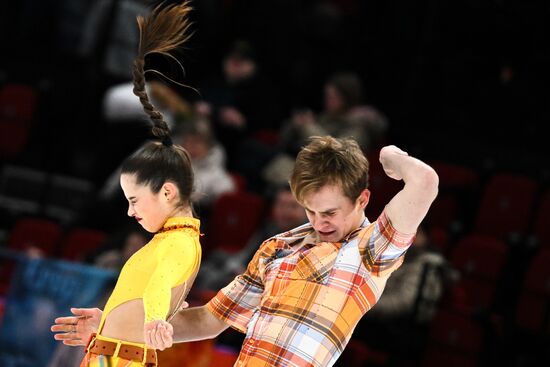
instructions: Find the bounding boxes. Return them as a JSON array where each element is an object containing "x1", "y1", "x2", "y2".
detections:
[
  {"x1": 264, "y1": 72, "x2": 388, "y2": 188},
  {"x1": 283, "y1": 71, "x2": 388, "y2": 153},
  {"x1": 91, "y1": 224, "x2": 152, "y2": 270},
  {"x1": 173, "y1": 118, "x2": 236, "y2": 211},
  {"x1": 102, "y1": 80, "x2": 194, "y2": 128},
  {"x1": 195, "y1": 40, "x2": 282, "y2": 192}
]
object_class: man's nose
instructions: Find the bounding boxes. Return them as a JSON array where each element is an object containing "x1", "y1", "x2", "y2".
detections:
[{"x1": 312, "y1": 215, "x2": 327, "y2": 229}]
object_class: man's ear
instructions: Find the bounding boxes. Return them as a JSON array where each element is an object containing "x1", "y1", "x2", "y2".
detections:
[{"x1": 358, "y1": 189, "x2": 371, "y2": 209}]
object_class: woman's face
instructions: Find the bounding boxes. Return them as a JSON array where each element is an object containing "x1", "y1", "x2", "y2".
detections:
[{"x1": 120, "y1": 174, "x2": 171, "y2": 233}]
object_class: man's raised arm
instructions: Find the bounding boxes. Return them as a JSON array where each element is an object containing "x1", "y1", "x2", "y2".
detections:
[{"x1": 380, "y1": 145, "x2": 439, "y2": 234}]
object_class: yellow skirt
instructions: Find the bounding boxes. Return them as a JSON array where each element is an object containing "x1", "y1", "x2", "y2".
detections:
[{"x1": 80, "y1": 334, "x2": 157, "y2": 367}]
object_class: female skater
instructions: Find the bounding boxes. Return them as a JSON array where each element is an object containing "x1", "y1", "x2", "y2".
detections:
[{"x1": 52, "y1": 3, "x2": 199, "y2": 366}]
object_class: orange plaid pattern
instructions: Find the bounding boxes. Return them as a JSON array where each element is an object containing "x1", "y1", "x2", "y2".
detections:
[{"x1": 207, "y1": 210, "x2": 414, "y2": 366}]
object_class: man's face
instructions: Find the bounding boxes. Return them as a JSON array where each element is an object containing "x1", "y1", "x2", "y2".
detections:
[{"x1": 302, "y1": 184, "x2": 369, "y2": 243}]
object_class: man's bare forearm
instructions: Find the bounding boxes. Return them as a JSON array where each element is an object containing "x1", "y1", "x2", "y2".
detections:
[{"x1": 171, "y1": 305, "x2": 230, "y2": 342}]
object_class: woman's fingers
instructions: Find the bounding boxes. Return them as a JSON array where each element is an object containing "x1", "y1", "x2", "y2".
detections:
[
  {"x1": 54, "y1": 316, "x2": 78, "y2": 325},
  {"x1": 51, "y1": 323, "x2": 76, "y2": 333},
  {"x1": 63, "y1": 339, "x2": 86, "y2": 346}
]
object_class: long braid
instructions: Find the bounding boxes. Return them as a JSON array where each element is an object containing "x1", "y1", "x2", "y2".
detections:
[{"x1": 132, "y1": 1, "x2": 193, "y2": 142}]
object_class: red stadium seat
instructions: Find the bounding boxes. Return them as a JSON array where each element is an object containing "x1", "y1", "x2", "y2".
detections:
[
  {"x1": 532, "y1": 189, "x2": 550, "y2": 248},
  {"x1": 449, "y1": 234, "x2": 508, "y2": 313},
  {"x1": 474, "y1": 173, "x2": 538, "y2": 241},
  {"x1": 0, "y1": 217, "x2": 63, "y2": 294},
  {"x1": 421, "y1": 310, "x2": 484, "y2": 367},
  {"x1": 206, "y1": 191, "x2": 266, "y2": 252},
  {"x1": 7, "y1": 217, "x2": 63, "y2": 255},
  {"x1": 0, "y1": 84, "x2": 38, "y2": 158},
  {"x1": 515, "y1": 248, "x2": 550, "y2": 334},
  {"x1": 59, "y1": 228, "x2": 107, "y2": 262}
]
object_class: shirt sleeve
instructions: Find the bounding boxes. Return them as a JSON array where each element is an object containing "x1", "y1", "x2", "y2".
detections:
[
  {"x1": 143, "y1": 233, "x2": 200, "y2": 322},
  {"x1": 359, "y1": 208, "x2": 415, "y2": 277},
  {"x1": 206, "y1": 239, "x2": 275, "y2": 333}
]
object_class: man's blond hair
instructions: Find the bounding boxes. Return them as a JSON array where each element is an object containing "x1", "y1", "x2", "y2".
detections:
[{"x1": 290, "y1": 136, "x2": 369, "y2": 204}]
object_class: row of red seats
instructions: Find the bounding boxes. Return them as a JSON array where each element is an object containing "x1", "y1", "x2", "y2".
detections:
[
  {"x1": 369, "y1": 151, "x2": 548, "y2": 248},
  {"x1": 2, "y1": 217, "x2": 106, "y2": 262},
  {"x1": 0, "y1": 218, "x2": 107, "y2": 296}
]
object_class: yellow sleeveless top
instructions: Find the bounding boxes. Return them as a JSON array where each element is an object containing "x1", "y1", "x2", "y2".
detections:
[{"x1": 99, "y1": 217, "x2": 202, "y2": 328}]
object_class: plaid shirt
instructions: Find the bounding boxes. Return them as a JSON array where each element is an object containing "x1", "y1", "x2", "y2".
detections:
[{"x1": 206, "y1": 210, "x2": 415, "y2": 367}]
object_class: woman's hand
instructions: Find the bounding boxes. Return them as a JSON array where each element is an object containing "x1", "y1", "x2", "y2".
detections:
[{"x1": 51, "y1": 308, "x2": 102, "y2": 346}]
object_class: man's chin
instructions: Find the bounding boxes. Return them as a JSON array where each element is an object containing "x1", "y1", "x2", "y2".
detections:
[{"x1": 318, "y1": 231, "x2": 338, "y2": 242}]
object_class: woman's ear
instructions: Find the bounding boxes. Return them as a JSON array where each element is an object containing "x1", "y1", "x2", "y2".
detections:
[{"x1": 162, "y1": 182, "x2": 179, "y2": 202}]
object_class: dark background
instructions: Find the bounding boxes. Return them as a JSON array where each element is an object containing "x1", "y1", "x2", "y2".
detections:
[{"x1": 0, "y1": 0, "x2": 546, "y2": 182}]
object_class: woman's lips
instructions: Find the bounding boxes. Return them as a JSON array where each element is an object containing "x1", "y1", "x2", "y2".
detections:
[{"x1": 135, "y1": 217, "x2": 143, "y2": 222}]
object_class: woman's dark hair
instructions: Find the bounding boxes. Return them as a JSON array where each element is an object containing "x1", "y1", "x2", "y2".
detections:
[{"x1": 121, "y1": 2, "x2": 194, "y2": 208}]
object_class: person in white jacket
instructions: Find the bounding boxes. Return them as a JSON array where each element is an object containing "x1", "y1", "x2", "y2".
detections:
[{"x1": 175, "y1": 118, "x2": 236, "y2": 207}]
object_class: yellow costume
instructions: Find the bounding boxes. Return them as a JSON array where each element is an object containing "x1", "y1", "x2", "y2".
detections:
[{"x1": 81, "y1": 217, "x2": 201, "y2": 367}]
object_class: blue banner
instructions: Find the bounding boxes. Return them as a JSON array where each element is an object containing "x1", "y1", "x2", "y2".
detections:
[{"x1": 0, "y1": 254, "x2": 116, "y2": 367}]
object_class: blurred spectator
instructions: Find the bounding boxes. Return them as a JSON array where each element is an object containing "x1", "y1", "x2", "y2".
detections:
[
  {"x1": 196, "y1": 39, "x2": 282, "y2": 191},
  {"x1": 263, "y1": 71, "x2": 388, "y2": 188},
  {"x1": 91, "y1": 224, "x2": 151, "y2": 270},
  {"x1": 173, "y1": 118, "x2": 236, "y2": 217},
  {"x1": 196, "y1": 39, "x2": 282, "y2": 141},
  {"x1": 194, "y1": 183, "x2": 307, "y2": 291},
  {"x1": 281, "y1": 71, "x2": 388, "y2": 155},
  {"x1": 352, "y1": 225, "x2": 458, "y2": 353},
  {"x1": 79, "y1": 0, "x2": 150, "y2": 81},
  {"x1": 102, "y1": 80, "x2": 194, "y2": 128}
]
